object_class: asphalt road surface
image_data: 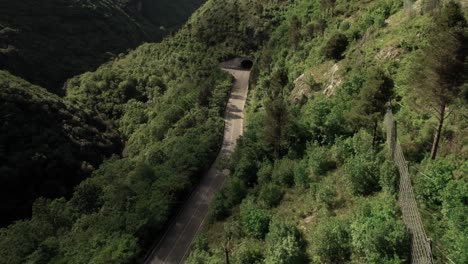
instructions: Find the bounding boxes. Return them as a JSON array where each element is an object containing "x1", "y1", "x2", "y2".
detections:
[{"x1": 144, "y1": 67, "x2": 250, "y2": 264}]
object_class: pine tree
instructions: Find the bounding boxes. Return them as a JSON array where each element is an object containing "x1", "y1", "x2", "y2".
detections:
[
  {"x1": 410, "y1": 1, "x2": 467, "y2": 160},
  {"x1": 349, "y1": 67, "x2": 394, "y2": 148}
]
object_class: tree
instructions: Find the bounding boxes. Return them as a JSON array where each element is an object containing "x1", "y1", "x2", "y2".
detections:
[
  {"x1": 323, "y1": 33, "x2": 349, "y2": 60},
  {"x1": 410, "y1": 1, "x2": 467, "y2": 159},
  {"x1": 289, "y1": 16, "x2": 302, "y2": 49},
  {"x1": 264, "y1": 71, "x2": 289, "y2": 156},
  {"x1": 320, "y1": 0, "x2": 337, "y2": 15},
  {"x1": 70, "y1": 181, "x2": 103, "y2": 215},
  {"x1": 349, "y1": 67, "x2": 394, "y2": 148}
]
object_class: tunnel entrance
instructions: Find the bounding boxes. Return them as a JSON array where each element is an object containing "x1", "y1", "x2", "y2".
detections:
[{"x1": 241, "y1": 59, "x2": 253, "y2": 69}]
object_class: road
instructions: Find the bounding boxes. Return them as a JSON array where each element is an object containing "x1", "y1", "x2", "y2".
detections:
[{"x1": 144, "y1": 66, "x2": 250, "y2": 264}]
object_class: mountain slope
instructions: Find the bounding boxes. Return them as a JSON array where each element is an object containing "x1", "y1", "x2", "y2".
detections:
[
  {"x1": 0, "y1": 0, "x2": 205, "y2": 94},
  {"x1": 185, "y1": 0, "x2": 468, "y2": 263},
  {"x1": 0, "y1": 70, "x2": 122, "y2": 226}
]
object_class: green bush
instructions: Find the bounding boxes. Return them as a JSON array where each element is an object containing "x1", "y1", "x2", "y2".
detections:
[
  {"x1": 351, "y1": 193, "x2": 410, "y2": 263},
  {"x1": 293, "y1": 159, "x2": 310, "y2": 187},
  {"x1": 209, "y1": 192, "x2": 229, "y2": 221},
  {"x1": 344, "y1": 152, "x2": 381, "y2": 196},
  {"x1": 379, "y1": 159, "x2": 399, "y2": 194},
  {"x1": 415, "y1": 157, "x2": 456, "y2": 209},
  {"x1": 240, "y1": 198, "x2": 272, "y2": 238},
  {"x1": 306, "y1": 144, "x2": 336, "y2": 178},
  {"x1": 272, "y1": 159, "x2": 296, "y2": 187},
  {"x1": 315, "y1": 183, "x2": 337, "y2": 210},
  {"x1": 311, "y1": 218, "x2": 351, "y2": 263},
  {"x1": 233, "y1": 240, "x2": 264, "y2": 264},
  {"x1": 259, "y1": 183, "x2": 284, "y2": 208},
  {"x1": 224, "y1": 177, "x2": 248, "y2": 208},
  {"x1": 257, "y1": 160, "x2": 273, "y2": 185},
  {"x1": 264, "y1": 222, "x2": 305, "y2": 264},
  {"x1": 440, "y1": 180, "x2": 468, "y2": 264}
]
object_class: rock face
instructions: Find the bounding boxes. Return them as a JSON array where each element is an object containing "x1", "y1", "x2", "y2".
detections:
[
  {"x1": 292, "y1": 62, "x2": 343, "y2": 102},
  {"x1": 323, "y1": 63, "x2": 342, "y2": 97}
]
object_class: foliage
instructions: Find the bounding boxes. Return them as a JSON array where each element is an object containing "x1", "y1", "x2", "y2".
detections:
[
  {"x1": 258, "y1": 183, "x2": 284, "y2": 208},
  {"x1": 0, "y1": 0, "x2": 204, "y2": 93},
  {"x1": 415, "y1": 157, "x2": 456, "y2": 209},
  {"x1": 264, "y1": 222, "x2": 306, "y2": 264},
  {"x1": 408, "y1": 1, "x2": 467, "y2": 159},
  {"x1": 311, "y1": 218, "x2": 351, "y2": 263},
  {"x1": 232, "y1": 240, "x2": 264, "y2": 264},
  {"x1": 0, "y1": 71, "x2": 121, "y2": 226},
  {"x1": 351, "y1": 193, "x2": 410, "y2": 263},
  {"x1": 272, "y1": 158, "x2": 296, "y2": 187},
  {"x1": 323, "y1": 33, "x2": 349, "y2": 60},
  {"x1": 240, "y1": 198, "x2": 271, "y2": 238}
]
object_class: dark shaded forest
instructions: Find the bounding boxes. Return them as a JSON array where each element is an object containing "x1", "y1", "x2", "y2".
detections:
[{"x1": 0, "y1": 0, "x2": 205, "y2": 94}]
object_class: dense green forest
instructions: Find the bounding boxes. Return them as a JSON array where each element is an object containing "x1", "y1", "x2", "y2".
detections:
[
  {"x1": 0, "y1": 0, "x2": 282, "y2": 263},
  {"x1": 186, "y1": 0, "x2": 467, "y2": 263},
  {"x1": 0, "y1": 0, "x2": 206, "y2": 228},
  {"x1": 0, "y1": 0, "x2": 205, "y2": 93},
  {"x1": 0, "y1": 0, "x2": 467, "y2": 264}
]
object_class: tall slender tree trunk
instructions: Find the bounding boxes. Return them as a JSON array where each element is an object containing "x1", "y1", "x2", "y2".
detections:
[{"x1": 430, "y1": 104, "x2": 445, "y2": 160}]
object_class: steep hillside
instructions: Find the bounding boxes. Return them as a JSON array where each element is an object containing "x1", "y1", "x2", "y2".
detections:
[
  {"x1": 0, "y1": 0, "x2": 466, "y2": 264},
  {"x1": 186, "y1": 0, "x2": 468, "y2": 263},
  {"x1": 0, "y1": 0, "x2": 205, "y2": 94},
  {"x1": 0, "y1": 70, "x2": 122, "y2": 226},
  {"x1": 0, "y1": 1, "x2": 285, "y2": 263}
]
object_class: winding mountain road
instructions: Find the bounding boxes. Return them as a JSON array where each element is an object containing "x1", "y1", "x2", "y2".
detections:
[{"x1": 144, "y1": 65, "x2": 250, "y2": 264}]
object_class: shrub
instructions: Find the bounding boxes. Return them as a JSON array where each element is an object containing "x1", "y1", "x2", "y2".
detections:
[
  {"x1": 272, "y1": 159, "x2": 296, "y2": 187},
  {"x1": 307, "y1": 144, "x2": 336, "y2": 178},
  {"x1": 70, "y1": 181, "x2": 103, "y2": 215},
  {"x1": 340, "y1": 21, "x2": 351, "y2": 31},
  {"x1": 440, "y1": 180, "x2": 468, "y2": 264},
  {"x1": 224, "y1": 177, "x2": 248, "y2": 208},
  {"x1": 265, "y1": 222, "x2": 305, "y2": 264},
  {"x1": 311, "y1": 218, "x2": 351, "y2": 263},
  {"x1": 293, "y1": 159, "x2": 310, "y2": 187},
  {"x1": 414, "y1": 157, "x2": 455, "y2": 209},
  {"x1": 351, "y1": 194, "x2": 410, "y2": 263},
  {"x1": 259, "y1": 183, "x2": 284, "y2": 208},
  {"x1": 379, "y1": 159, "x2": 399, "y2": 194},
  {"x1": 233, "y1": 240, "x2": 264, "y2": 264},
  {"x1": 344, "y1": 152, "x2": 381, "y2": 196},
  {"x1": 257, "y1": 161, "x2": 273, "y2": 185},
  {"x1": 323, "y1": 33, "x2": 349, "y2": 60},
  {"x1": 233, "y1": 155, "x2": 258, "y2": 186},
  {"x1": 315, "y1": 183, "x2": 336, "y2": 210},
  {"x1": 209, "y1": 192, "x2": 229, "y2": 221},
  {"x1": 240, "y1": 198, "x2": 272, "y2": 238}
]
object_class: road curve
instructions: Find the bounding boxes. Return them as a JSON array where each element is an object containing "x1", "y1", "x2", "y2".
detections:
[{"x1": 144, "y1": 67, "x2": 250, "y2": 264}]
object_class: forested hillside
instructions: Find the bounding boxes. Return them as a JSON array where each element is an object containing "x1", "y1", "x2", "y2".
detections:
[
  {"x1": 0, "y1": 0, "x2": 466, "y2": 264},
  {"x1": 0, "y1": 0, "x2": 207, "y2": 228},
  {"x1": 0, "y1": 70, "x2": 122, "y2": 227},
  {"x1": 0, "y1": 0, "x2": 284, "y2": 263},
  {"x1": 0, "y1": 0, "x2": 205, "y2": 93},
  {"x1": 185, "y1": 0, "x2": 468, "y2": 263}
]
